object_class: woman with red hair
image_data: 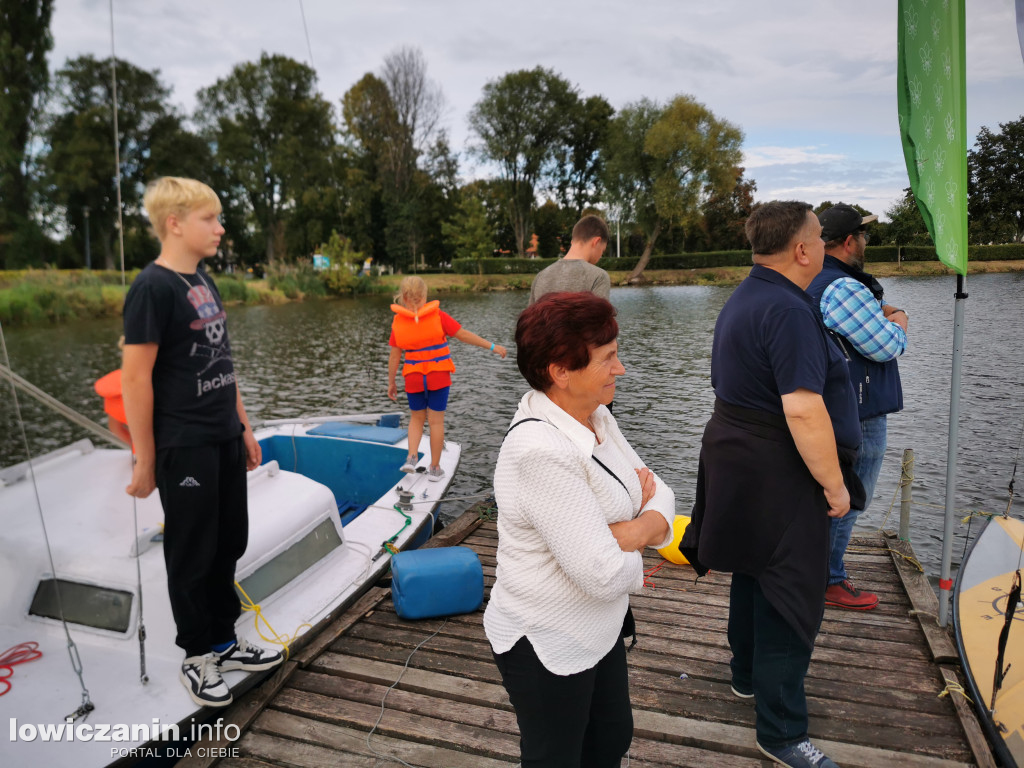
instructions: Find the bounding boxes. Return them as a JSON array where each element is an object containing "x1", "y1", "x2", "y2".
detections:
[{"x1": 484, "y1": 291, "x2": 675, "y2": 767}]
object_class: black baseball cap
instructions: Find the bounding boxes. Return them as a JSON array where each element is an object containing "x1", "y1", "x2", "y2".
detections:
[{"x1": 818, "y1": 203, "x2": 878, "y2": 241}]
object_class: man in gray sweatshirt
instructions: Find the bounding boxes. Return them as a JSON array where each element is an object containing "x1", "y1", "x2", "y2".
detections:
[{"x1": 528, "y1": 215, "x2": 611, "y2": 305}]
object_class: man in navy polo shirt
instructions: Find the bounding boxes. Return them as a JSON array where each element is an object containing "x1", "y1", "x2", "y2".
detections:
[{"x1": 682, "y1": 200, "x2": 863, "y2": 768}]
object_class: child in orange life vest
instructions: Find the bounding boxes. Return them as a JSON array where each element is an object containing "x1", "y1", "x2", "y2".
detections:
[{"x1": 387, "y1": 276, "x2": 507, "y2": 481}]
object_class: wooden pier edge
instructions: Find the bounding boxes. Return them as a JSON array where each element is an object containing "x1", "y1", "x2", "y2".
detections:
[
  {"x1": 175, "y1": 502, "x2": 492, "y2": 768},
  {"x1": 883, "y1": 529, "x2": 997, "y2": 768}
]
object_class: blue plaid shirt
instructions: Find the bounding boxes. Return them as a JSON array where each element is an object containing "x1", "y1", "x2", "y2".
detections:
[{"x1": 819, "y1": 278, "x2": 907, "y2": 362}]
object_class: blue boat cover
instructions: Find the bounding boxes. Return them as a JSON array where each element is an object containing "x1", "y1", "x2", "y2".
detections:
[{"x1": 306, "y1": 422, "x2": 407, "y2": 444}]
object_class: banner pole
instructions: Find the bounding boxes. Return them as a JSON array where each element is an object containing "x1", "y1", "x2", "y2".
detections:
[{"x1": 939, "y1": 273, "x2": 967, "y2": 626}]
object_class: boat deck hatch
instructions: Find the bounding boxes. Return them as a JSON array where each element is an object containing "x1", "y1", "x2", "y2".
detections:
[
  {"x1": 29, "y1": 578, "x2": 133, "y2": 633},
  {"x1": 235, "y1": 517, "x2": 343, "y2": 605}
]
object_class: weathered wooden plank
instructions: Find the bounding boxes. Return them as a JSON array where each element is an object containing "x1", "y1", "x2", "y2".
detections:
[
  {"x1": 236, "y1": 731, "x2": 379, "y2": 767},
  {"x1": 218, "y1": 758, "x2": 289, "y2": 768},
  {"x1": 361, "y1": 599, "x2": 932, "y2": 661},
  {"x1": 634, "y1": 709, "x2": 975, "y2": 768},
  {"x1": 938, "y1": 663, "x2": 999, "y2": 768},
  {"x1": 626, "y1": 735, "x2": 762, "y2": 767},
  {"x1": 288, "y1": 670, "x2": 519, "y2": 737},
  {"x1": 311, "y1": 653, "x2": 512, "y2": 709},
  {"x1": 290, "y1": 586, "x2": 392, "y2": 668},
  {"x1": 427, "y1": 505, "x2": 489, "y2": 548},
  {"x1": 269, "y1": 687, "x2": 520, "y2": 759},
  {"x1": 341, "y1": 619, "x2": 944, "y2": 697},
  {"x1": 886, "y1": 531, "x2": 959, "y2": 664},
  {"x1": 252, "y1": 708, "x2": 512, "y2": 768}
]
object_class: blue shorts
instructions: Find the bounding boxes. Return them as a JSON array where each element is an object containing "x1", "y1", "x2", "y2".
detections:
[{"x1": 406, "y1": 386, "x2": 450, "y2": 412}]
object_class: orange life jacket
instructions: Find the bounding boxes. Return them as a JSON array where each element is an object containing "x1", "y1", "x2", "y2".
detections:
[
  {"x1": 391, "y1": 300, "x2": 456, "y2": 377},
  {"x1": 93, "y1": 369, "x2": 127, "y2": 424}
]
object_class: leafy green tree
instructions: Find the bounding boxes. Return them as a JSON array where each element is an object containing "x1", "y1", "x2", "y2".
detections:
[
  {"x1": 688, "y1": 167, "x2": 756, "y2": 251},
  {"x1": 461, "y1": 179, "x2": 517, "y2": 254},
  {"x1": 442, "y1": 192, "x2": 494, "y2": 274},
  {"x1": 604, "y1": 95, "x2": 742, "y2": 280},
  {"x1": 196, "y1": 53, "x2": 337, "y2": 264},
  {"x1": 468, "y1": 67, "x2": 578, "y2": 257},
  {"x1": 969, "y1": 116, "x2": 1024, "y2": 243},
  {"x1": 319, "y1": 230, "x2": 369, "y2": 294},
  {"x1": 533, "y1": 200, "x2": 570, "y2": 259},
  {"x1": 554, "y1": 95, "x2": 614, "y2": 219},
  {"x1": 42, "y1": 55, "x2": 195, "y2": 269},
  {"x1": 0, "y1": 0, "x2": 53, "y2": 268},
  {"x1": 342, "y1": 49, "x2": 450, "y2": 270},
  {"x1": 878, "y1": 188, "x2": 932, "y2": 246}
]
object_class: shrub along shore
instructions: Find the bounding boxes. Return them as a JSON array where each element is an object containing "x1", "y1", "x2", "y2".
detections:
[{"x1": 2, "y1": 250, "x2": 1023, "y2": 328}]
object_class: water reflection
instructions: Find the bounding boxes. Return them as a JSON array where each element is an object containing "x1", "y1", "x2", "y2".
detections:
[{"x1": 3, "y1": 273, "x2": 1023, "y2": 584}]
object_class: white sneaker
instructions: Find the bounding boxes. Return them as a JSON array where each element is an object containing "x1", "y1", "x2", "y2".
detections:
[
  {"x1": 400, "y1": 456, "x2": 417, "y2": 473},
  {"x1": 427, "y1": 466, "x2": 445, "y2": 483},
  {"x1": 180, "y1": 653, "x2": 232, "y2": 707},
  {"x1": 215, "y1": 637, "x2": 284, "y2": 672}
]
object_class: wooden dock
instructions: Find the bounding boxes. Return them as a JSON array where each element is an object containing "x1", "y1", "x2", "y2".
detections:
[{"x1": 182, "y1": 506, "x2": 997, "y2": 768}]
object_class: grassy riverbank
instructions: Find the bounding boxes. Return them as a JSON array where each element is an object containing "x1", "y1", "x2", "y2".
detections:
[{"x1": 2, "y1": 260, "x2": 1022, "y2": 327}]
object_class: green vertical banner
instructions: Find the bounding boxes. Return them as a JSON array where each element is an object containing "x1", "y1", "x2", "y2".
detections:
[{"x1": 897, "y1": 0, "x2": 969, "y2": 274}]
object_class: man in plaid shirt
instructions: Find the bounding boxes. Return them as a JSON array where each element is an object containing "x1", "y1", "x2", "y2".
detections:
[{"x1": 808, "y1": 203, "x2": 909, "y2": 610}]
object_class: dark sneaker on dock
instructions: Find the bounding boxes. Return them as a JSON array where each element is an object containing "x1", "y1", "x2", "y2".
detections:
[
  {"x1": 730, "y1": 683, "x2": 754, "y2": 700},
  {"x1": 824, "y1": 580, "x2": 878, "y2": 610},
  {"x1": 757, "y1": 739, "x2": 840, "y2": 767}
]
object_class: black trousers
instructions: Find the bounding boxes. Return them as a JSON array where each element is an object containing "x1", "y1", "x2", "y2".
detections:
[
  {"x1": 728, "y1": 573, "x2": 814, "y2": 749},
  {"x1": 156, "y1": 437, "x2": 248, "y2": 657},
  {"x1": 492, "y1": 636, "x2": 633, "y2": 768}
]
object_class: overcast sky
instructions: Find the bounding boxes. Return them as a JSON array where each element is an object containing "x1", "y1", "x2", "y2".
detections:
[{"x1": 51, "y1": 0, "x2": 1024, "y2": 221}]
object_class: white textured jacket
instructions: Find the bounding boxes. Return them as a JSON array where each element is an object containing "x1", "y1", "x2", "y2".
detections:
[{"x1": 484, "y1": 390, "x2": 675, "y2": 675}]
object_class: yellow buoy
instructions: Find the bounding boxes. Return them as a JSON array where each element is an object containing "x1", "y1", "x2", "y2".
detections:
[{"x1": 657, "y1": 515, "x2": 691, "y2": 565}]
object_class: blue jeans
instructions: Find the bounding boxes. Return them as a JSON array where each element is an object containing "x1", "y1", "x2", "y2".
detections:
[
  {"x1": 728, "y1": 573, "x2": 814, "y2": 748},
  {"x1": 828, "y1": 415, "x2": 887, "y2": 585}
]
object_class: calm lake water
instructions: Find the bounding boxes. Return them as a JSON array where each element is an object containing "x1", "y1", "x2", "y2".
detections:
[{"x1": 3, "y1": 272, "x2": 1023, "y2": 589}]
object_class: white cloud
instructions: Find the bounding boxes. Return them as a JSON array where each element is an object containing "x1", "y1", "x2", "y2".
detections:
[{"x1": 743, "y1": 146, "x2": 848, "y2": 169}]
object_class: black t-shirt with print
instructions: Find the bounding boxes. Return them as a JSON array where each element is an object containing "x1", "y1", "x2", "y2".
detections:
[{"x1": 123, "y1": 262, "x2": 242, "y2": 449}]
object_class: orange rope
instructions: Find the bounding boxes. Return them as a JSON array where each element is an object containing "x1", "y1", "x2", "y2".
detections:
[{"x1": 643, "y1": 560, "x2": 667, "y2": 589}]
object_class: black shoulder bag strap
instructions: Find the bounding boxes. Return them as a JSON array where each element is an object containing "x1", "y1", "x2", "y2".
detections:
[
  {"x1": 503, "y1": 417, "x2": 638, "y2": 650},
  {"x1": 505, "y1": 419, "x2": 629, "y2": 494}
]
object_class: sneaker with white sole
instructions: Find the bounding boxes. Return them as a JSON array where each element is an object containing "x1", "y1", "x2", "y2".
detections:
[
  {"x1": 180, "y1": 653, "x2": 232, "y2": 708},
  {"x1": 730, "y1": 683, "x2": 755, "y2": 700},
  {"x1": 215, "y1": 637, "x2": 284, "y2": 672},
  {"x1": 427, "y1": 466, "x2": 445, "y2": 483},
  {"x1": 757, "y1": 739, "x2": 840, "y2": 768},
  {"x1": 400, "y1": 456, "x2": 417, "y2": 473}
]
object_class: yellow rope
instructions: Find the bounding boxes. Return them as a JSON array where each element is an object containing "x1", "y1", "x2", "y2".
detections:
[
  {"x1": 938, "y1": 681, "x2": 974, "y2": 706},
  {"x1": 234, "y1": 581, "x2": 312, "y2": 660},
  {"x1": 885, "y1": 547, "x2": 925, "y2": 572}
]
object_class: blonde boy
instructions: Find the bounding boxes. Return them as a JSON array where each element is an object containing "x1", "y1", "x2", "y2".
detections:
[
  {"x1": 387, "y1": 276, "x2": 507, "y2": 480},
  {"x1": 122, "y1": 177, "x2": 282, "y2": 709}
]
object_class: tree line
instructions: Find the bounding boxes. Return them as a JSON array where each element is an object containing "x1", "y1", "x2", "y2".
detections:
[{"x1": 1, "y1": 1, "x2": 1022, "y2": 275}]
